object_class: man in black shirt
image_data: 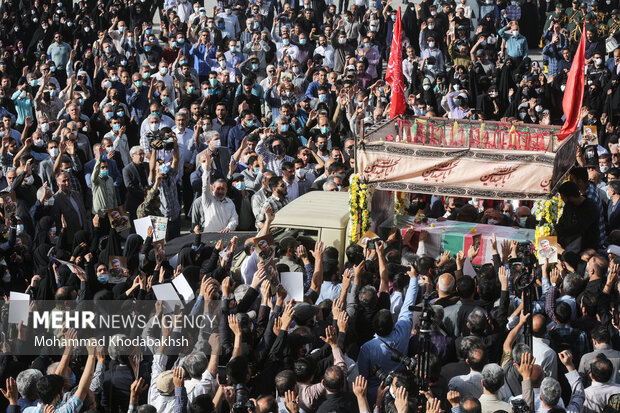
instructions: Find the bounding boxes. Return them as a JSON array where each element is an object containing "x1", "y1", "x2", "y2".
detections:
[{"x1": 556, "y1": 181, "x2": 601, "y2": 251}]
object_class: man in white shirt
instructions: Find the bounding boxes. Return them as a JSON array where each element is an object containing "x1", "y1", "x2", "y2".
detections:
[
  {"x1": 201, "y1": 152, "x2": 238, "y2": 233},
  {"x1": 314, "y1": 35, "x2": 335, "y2": 69},
  {"x1": 216, "y1": 7, "x2": 240, "y2": 38},
  {"x1": 584, "y1": 354, "x2": 620, "y2": 413},
  {"x1": 281, "y1": 161, "x2": 304, "y2": 202},
  {"x1": 537, "y1": 351, "x2": 585, "y2": 413},
  {"x1": 532, "y1": 315, "x2": 558, "y2": 379}
]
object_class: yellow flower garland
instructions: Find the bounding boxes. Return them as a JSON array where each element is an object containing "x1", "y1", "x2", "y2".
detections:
[
  {"x1": 350, "y1": 174, "x2": 370, "y2": 243},
  {"x1": 534, "y1": 195, "x2": 563, "y2": 249}
]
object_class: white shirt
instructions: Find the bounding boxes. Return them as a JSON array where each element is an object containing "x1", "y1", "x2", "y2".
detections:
[
  {"x1": 104, "y1": 131, "x2": 131, "y2": 166},
  {"x1": 202, "y1": 168, "x2": 239, "y2": 232},
  {"x1": 314, "y1": 45, "x2": 335, "y2": 69},
  {"x1": 584, "y1": 381, "x2": 620, "y2": 413},
  {"x1": 216, "y1": 12, "x2": 240, "y2": 36},
  {"x1": 276, "y1": 43, "x2": 300, "y2": 61},
  {"x1": 147, "y1": 354, "x2": 176, "y2": 413},
  {"x1": 316, "y1": 281, "x2": 342, "y2": 305},
  {"x1": 173, "y1": 126, "x2": 195, "y2": 164},
  {"x1": 533, "y1": 336, "x2": 558, "y2": 379}
]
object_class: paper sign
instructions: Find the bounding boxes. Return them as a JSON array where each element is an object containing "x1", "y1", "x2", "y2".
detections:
[
  {"x1": 9, "y1": 291, "x2": 30, "y2": 326},
  {"x1": 134, "y1": 216, "x2": 167, "y2": 242},
  {"x1": 172, "y1": 274, "x2": 195, "y2": 303},
  {"x1": 279, "y1": 272, "x2": 304, "y2": 301},
  {"x1": 55, "y1": 259, "x2": 87, "y2": 280},
  {"x1": 152, "y1": 283, "x2": 182, "y2": 313},
  {"x1": 463, "y1": 257, "x2": 477, "y2": 278},
  {"x1": 134, "y1": 217, "x2": 152, "y2": 240}
]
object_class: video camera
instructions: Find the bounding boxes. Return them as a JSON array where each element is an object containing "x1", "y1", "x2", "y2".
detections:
[
  {"x1": 232, "y1": 384, "x2": 254, "y2": 413},
  {"x1": 150, "y1": 137, "x2": 175, "y2": 151},
  {"x1": 374, "y1": 366, "x2": 395, "y2": 386}
]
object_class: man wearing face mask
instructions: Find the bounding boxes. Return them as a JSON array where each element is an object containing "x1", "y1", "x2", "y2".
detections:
[
  {"x1": 91, "y1": 145, "x2": 117, "y2": 218},
  {"x1": 498, "y1": 21, "x2": 528, "y2": 65},
  {"x1": 200, "y1": 150, "x2": 238, "y2": 233},
  {"x1": 251, "y1": 171, "x2": 275, "y2": 219},
  {"x1": 148, "y1": 129, "x2": 181, "y2": 239},
  {"x1": 227, "y1": 173, "x2": 255, "y2": 231},
  {"x1": 34, "y1": 76, "x2": 63, "y2": 122},
  {"x1": 233, "y1": 77, "x2": 262, "y2": 119},
  {"x1": 227, "y1": 110, "x2": 257, "y2": 156},
  {"x1": 606, "y1": 180, "x2": 620, "y2": 232},
  {"x1": 331, "y1": 29, "x2": 355, "y2": 74},
  {"x1": 216, "y1": 7, "x2": 241, "y2": 38}
]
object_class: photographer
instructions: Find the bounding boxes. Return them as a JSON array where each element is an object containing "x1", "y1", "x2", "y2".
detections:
[{"x1": 148, "y1": 127, "x2": 181, "y2": 239}]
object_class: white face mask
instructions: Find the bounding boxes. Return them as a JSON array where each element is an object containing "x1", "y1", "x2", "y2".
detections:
[
  {"x1": 519, "y1": 216, "x2": 527, "y2": 227},
  {"x1": 44, "y1": 197, "x2": 55, "y2": 207},
  {"x1": 428, "y1": 24, "x2": 435, "y2": 30},
  {"x1": 428, "y1": 41, "x2": 436, "y2": 48},
  {"x1": 488, "y1": 218, "x2": 499, "y2": 225},
  {"x1": 40, "y1": 123, "x2": 50, "y2": 133},
  {"x1": 595, "y1": 58, "x2": 602, "y2": 65},
  {"x1": 423, "y1": 84, "x2": 430, "y2": 90},
  {"x1": 601, "y1": 165, "x2": 610, "y2": 173},
  {"x1": 16, "y1": 224, "x2": 24, "y2": 235},
  {"x1": 519, "y1": 112, "x2": 527, "y2": 119},
  {"x1": 25, "y1": 175, "x2": 34, "y2": 185}
]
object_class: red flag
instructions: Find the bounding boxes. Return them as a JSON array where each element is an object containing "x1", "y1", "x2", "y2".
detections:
[
  {"x1": 558, "y1": 23, "x2": 586, "y2": 141},
  {"x1": 385, "y1": 7, "x2": 405, "y2": 119}
]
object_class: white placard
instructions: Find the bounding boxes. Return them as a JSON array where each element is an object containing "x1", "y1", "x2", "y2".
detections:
[
  {"x1": 172, "y1": 274, "x2": 195, "y2": 303},
  {"x1": 152, "y1": 283, "x2": 182, "y2": 313},
  {"x1": 134, "y1": 217, "x2": 152, "y2": 240},
  {"x1": 9, "y1": 291, "x2": 30, "y2": 326},
  {"x1": 279, "y1": 272, "x2": 304, "y2": 302},
  {"x1": 133, "y1": 216, "x2": 167, "y2": 242}
]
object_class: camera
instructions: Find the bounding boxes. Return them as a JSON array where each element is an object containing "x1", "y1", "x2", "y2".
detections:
[
  {"x1": 511, "y1": 398, "x2": 529, "y2": 412},
  {"x1": 374, "y1": 366, "x2": 395, "y2": 386},
  {"x1": 515, "y1": 241, "x2": 534, "y2": 270},
  {"x1": 150, "y1": 138, "x2": 175, "y2": 151},
  {"x1": 232, "y1": 384, "x2": 254, "y2": 413},
  {"x1": 390, "y1": 349, "x2": 417, "y2": 371}
]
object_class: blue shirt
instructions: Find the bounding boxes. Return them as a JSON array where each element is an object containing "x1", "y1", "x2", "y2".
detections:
[
  {"x1": 357, "y1": 277, "x2": 419, "y2": 403},
  {"x1": 305, "y1": 81, "x2": 331, "y2": 99},
  {"x1": 190, "y1": 43, "x2": 217, "y2": 76},
  {"x1": 227, "y1": 124, "x2": 253, "y2": 154},
  {"x1": 24, "y1": 395, "x2": 82, "y2": 413},
  {"x1": 498, "y1": 26, "x2": 528, "y2": 59}
]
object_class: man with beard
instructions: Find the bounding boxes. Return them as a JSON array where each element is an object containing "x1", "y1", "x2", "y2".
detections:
[{"x1": 256, "y1": 176, "x2": 288, "y2": 230}]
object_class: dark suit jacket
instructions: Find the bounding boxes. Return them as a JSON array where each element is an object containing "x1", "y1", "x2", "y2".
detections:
[
  {"x1": 122, "y1": 161, "x2": 149, "y2": 218},
  {"x1": 53, "y1": 189, "x2": 90, "y2": 240},
  {"x1": 609, "y1": 200, "x2": 620, "y2": 233}
]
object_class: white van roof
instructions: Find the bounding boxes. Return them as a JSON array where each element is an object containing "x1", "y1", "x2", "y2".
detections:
[{"x1": 271, "y1": 191, "x2": 350, "y2": 230}]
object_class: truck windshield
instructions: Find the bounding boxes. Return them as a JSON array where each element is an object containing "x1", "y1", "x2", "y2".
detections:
[{"x1": 271, "y1": 227, "x2": 319, "y2": 251}]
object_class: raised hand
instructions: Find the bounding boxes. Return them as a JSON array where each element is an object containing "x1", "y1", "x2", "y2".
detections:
[
  {"x1": 516, "y1": 352, "x2": 535, "y2": 380},
  {"x1": 173, "y1": 366, "x2": 185, "y2": 387}
]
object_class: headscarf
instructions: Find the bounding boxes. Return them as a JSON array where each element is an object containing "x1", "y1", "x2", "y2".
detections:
[
  {"x1": 33, "y1": 216, "x2": 55, "y2": 250},
  {"x1": 124, "y1": 234, "x2": 144, "y2": 274}
]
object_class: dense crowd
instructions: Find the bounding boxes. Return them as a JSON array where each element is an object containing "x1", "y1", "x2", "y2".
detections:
[{"x1": 0, "y1": 0, "x2": 615, "y2": 412}]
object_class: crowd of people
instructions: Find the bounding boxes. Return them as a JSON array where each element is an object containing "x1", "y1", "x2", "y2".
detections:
[{"x1": 0, "y1": 0, "x2": 615, "y2": 412}]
